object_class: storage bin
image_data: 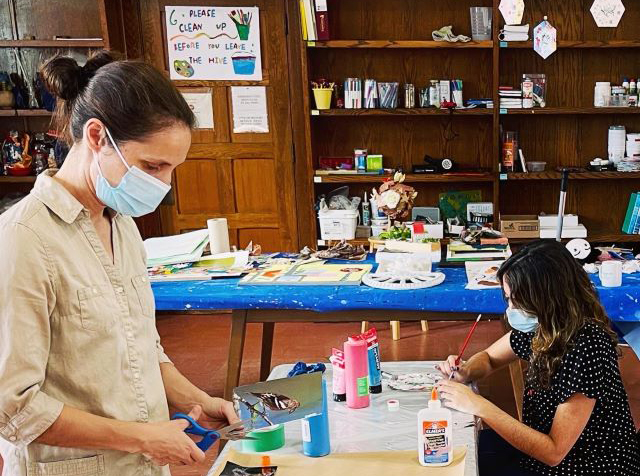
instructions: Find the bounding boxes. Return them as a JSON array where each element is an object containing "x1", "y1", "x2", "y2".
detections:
[{"x1": 318, "y1": 209, "x2": 359, "y2": 240}]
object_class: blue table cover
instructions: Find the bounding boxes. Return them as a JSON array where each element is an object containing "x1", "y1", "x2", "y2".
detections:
[{"x1": 152, "y1": 261, "x2": 640, "y2": 357}]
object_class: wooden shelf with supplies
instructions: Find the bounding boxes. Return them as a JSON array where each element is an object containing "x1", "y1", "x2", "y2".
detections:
[
  {"x1": 502, "y1": 107, "x2": 640, "y2": 115},
  {"x1": 504, "y1": 171, "x2": 640, "y2": 181},
  {"x1": 0, "y1": 176, "x2": 37, "y2": 183},
  {"x1": 0, "y1": 39, "x2": 104, "y2": 48},
  {"x1": 308, "y1": 40, "x2": 493, "y2": 49},
  {"x1": 501, "y1": 40, "x2": 640, "y2": 49},
  {"x1": 314, "y1": 173, "x2": 495, "y2": 183},
  {"x1": 312, "y1": 108, "x2": 493, "y2": 117}
]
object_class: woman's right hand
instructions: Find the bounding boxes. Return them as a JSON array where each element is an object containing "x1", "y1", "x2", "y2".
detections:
[
  {"x1": 135, "y1": 406, "x2": 206, "y2": 466},
  {"x1": 436, "y1": 355, "x2": 471, "y2": 383}
]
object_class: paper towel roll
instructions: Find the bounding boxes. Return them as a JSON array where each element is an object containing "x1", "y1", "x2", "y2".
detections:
[{"x1": 207, "y1": 218, "x2": 230, "y2": 254}]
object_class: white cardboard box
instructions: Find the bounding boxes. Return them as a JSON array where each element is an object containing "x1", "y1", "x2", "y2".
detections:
[{"x1": 538, "y1": 214, "x2": 579, "y2": 228}]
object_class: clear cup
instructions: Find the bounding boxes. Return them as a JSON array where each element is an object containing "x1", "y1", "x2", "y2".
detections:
[{"x1": 470, "y1": 7, "x2": 492, "y2": 41}]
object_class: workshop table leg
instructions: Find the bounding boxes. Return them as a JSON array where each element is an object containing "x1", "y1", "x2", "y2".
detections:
[
  {"x1": 421, "y1": 320, "x2": 429, "y2": 332},
  {"x1": 260, "y1": 322, "x2": 275, "y2": 381},
  {"x1": 361, "y1": 321, "x2": 369, "y2": 333},
  {"x1": 391, "y1": 321, "x2": 400, "y2": 340},
  {"x1": 224, "y1": 310, "x2": 248, "y2": 401}
]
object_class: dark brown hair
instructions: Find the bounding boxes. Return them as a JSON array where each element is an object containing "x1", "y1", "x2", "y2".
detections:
[
  {"x1": 41, "y1": 50, "x2": 195, "y2": 144},
  {"x1": 497, "y1": 240, "x2": 619, "y2": 389}
]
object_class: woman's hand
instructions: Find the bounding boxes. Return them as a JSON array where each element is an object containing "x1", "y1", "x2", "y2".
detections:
[
  {"x1": 137, "y1": 406, "x2": 206, "y2": 466},
  {"x1": 436, "y1": 380, "x2": 490, "y2": 417},
  {"x1": 199, "y1": 396, "x2": 240, "y2": 429},
  {"x1": 436, "y1": 355, "x2": 471, "y2": 383}
]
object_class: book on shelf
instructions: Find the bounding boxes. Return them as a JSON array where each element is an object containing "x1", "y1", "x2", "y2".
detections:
[
  {"x1": 314, "y1": 0, "x2": 330, "y2": 40},
  {"x1": 301, "y1": 0, "x2": 318, "y2": 41}
]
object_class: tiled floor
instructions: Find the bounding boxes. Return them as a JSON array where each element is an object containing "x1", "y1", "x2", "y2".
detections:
[{"x1": 1, "y1": 315, "x2": 638, "y2": 476}]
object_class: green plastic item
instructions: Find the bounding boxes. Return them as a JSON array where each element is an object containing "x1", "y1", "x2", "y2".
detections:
[{"x1": 241, "y1": 424, "x2": 285, "y2": 452}]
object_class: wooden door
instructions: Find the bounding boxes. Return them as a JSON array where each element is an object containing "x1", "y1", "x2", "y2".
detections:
[{"x1": 139, "y1": 0, "x2": 298, "y2": 251}]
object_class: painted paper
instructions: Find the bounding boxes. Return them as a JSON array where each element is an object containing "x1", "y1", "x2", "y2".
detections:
[
  {"x1": 590, "y1": 0, "x2": 625, "y2": 28},
  {"x1": 533, "y1": 18, "x2": 557, "y2": 59},
  {"x1": 165, "y1": 6, "x2": 262, "y2": 80},
  {"x1": 499, "y1": 0, "x2": 525, "y2": 26}
]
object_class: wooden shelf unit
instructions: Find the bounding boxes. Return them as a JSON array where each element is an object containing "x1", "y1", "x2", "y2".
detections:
[
  {"x1": 288, "y1": 0, "x2": 640, "y2": 247},
  {"x1": 0, "y1": 39, "x2": 104, "y2": 48},
  {"x1": 315, "y1": 172, "x2": 495, "y2": 183}
]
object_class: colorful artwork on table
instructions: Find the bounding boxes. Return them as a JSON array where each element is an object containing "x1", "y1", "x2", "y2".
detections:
[
  {"x1": 590, "y1": 0, "x2": 625, "y2": 27},
  {"x1": 165, "y1": 6, "x2": 262, "y2": 80},
  {"x1": 233, "y1": 373, "x2": 322, "y2": 429},
  {"x1": 533, "y1": 18, "x2": 557, "y2": 59},
  {"x1": 499, "y1": 0, "x2": 525, "y2": 26},
  {"x1": 239, "y1": 262, "x2": 372, "y2": 286}
]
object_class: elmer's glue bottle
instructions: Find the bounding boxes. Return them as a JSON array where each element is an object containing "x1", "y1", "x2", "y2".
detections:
[{"x1": 417, "y1": 388, "x2": 453, "y2": 466}]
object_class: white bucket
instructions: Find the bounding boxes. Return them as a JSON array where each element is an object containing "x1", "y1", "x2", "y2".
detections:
[{"x1": 318, "y1": 209, "x2": 359, "y2": 240}]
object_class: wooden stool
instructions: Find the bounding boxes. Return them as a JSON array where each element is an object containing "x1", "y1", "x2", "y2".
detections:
[{"x1": 361, "y1": 319, "x2": 429, "y2": 340}]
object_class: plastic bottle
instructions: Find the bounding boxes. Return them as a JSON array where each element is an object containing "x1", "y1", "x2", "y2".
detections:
[
  {"x1": 301, "y1": 378, "x2": 331, "y2": 457},
  {"x1": 622, "y1": 77, "x2": 630, "y2": 94},
  {"x1": 417, "y1": 388, "x2": 453, "y2": 467},
  {"x1": 343, "y1": 339, "x2": 370, "y2": 409},
  {"x1": 362, "y1": 192, "x2": 371, "y2": 226},
  {"x1": 429, "y1": 80, "x2": 440, "y2": 108}
]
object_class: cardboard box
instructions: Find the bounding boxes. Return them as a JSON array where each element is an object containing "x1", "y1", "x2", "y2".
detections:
[
  {"x1": 410, "y1": 221, "x2": 444, "y2": 240},
  {"x1": 538, "y1": 214, "x2": 579, "y2": 228},
  {"x1": 500, "y1": 215, "x2": 539, "y2": 238}
]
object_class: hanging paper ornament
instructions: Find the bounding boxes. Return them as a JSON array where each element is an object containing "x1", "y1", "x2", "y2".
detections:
[
  {"x1": 590, "y1": 0, "x2": 625, "y2": 28},
  {"x1": 499, "y1": 0, "x2": 525, "y2": 26},
  {"x1": 533, "y1": 17, "x2": 557, "y2": 59}
]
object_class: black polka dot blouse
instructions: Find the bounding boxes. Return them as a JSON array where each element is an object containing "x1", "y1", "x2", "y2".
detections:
[{"x1": 510, "y1": 323, "x2": 640, "y2": 475}]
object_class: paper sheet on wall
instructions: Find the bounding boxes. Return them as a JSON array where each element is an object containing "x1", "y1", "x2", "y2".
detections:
[
  {"x1": 165, "y1": 6, "x2": 262, "y2": 81},
  {"x1": 181, "y1": 91, "x2": 214, "y2": 128},
  {"x1": 231, "y1": 86, "x2": 269, "y2": 133}
]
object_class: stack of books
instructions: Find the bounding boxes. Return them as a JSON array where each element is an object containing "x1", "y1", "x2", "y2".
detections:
[
  {"x1": 499, "y1": 87, "x2": 523, "y2": 109},
  {"x1": 446, "y1": 240, "x2": 512, "y2": 263},
  {"x1": 538, "y1": 215, "x2": 588, "y2": 239},
  {"x1": 499, "y1": 24, "x2": 529, "y2": 42},
  {"x1": 300, "y1": 0, "x2": 330, "y2": 41}
]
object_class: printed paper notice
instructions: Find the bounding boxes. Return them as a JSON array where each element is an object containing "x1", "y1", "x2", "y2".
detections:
[
  {"x1": 165, "y1": 6, "x2": 262, "y2": 81},
  {"x1": 231, "y1": 86, "x2": 269, "y2": 133},
  {"x1": 181, "y1": 91, "x2": 214, "y2": 128}
]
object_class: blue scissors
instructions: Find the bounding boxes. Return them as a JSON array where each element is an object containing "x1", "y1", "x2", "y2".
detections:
[{"x1": 171, "y1": 413, "x2": 256, "y2": 452}]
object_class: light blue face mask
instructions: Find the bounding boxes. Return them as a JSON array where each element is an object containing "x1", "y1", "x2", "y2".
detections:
[
  {"x1": 506, "y1": 308, "x2": 539, "y2": 333},
  {"x1": 95, "y1": 128, "x2": 171, "y2": 217}
]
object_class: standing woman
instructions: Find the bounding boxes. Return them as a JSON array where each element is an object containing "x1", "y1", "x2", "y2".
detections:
[
  {"x1": 0, "y1": 51, "x2": 237, "y2": 475},
  {"x1": 437, "y1": 240, "x2": 639, "y2": 475}
]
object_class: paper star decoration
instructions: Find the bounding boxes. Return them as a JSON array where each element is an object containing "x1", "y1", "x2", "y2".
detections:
[
  {"x1": 499, "y1": 0, "x2": 525, "y2": 26},
  {"x1": 533, "y1": 17, "x2": 557, "y2": 59},
  {"x1": 590, "y1": 0, "x2": 625, "y2": 28}
]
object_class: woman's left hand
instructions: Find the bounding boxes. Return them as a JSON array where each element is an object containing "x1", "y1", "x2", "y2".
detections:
[
  {"x1": 436, "y1": 380, "x2": 489, "y2": 417},
  {"x1": 199, "y1": 397, "x2": 240, "y2": 429}
]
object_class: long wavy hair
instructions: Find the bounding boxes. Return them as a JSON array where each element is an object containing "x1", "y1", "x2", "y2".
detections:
[{"x1": 497, "y1": 240, "x2": 619, "y2": 389}]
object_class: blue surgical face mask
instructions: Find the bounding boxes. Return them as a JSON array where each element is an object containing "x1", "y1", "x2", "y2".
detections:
[
  {"x1": 506, "y1": 307, "x2": 539, "y2": 333},
  {"x1": 94, "y1": 128, "x2": 171, "y2": 217}
]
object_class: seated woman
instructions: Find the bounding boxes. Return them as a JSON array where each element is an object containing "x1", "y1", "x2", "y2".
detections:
[{"x1": 437, "y1": 240, "x2": 639, "y2": 476}]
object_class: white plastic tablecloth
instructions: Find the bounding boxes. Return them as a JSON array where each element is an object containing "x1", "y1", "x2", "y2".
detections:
[{"x1": 208, "y1": 361, "x2": 479, "y2": 476}]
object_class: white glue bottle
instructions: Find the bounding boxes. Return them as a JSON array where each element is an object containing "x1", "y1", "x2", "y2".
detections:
[{"x1": 417, "y1": 387, "x2": 453, "y2": 467}]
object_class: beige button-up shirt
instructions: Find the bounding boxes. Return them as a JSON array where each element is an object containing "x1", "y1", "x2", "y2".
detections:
[{"x1": 0, "y1": 170, "x2": 171, "y2": 476}]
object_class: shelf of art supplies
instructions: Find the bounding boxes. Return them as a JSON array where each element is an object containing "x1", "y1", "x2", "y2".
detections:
[
  {"x1": 501, "y1": 107, "x2": 640, "y2": 115},
  {"x1": 0, "y1": 39, "x2": 104, "y2": 48},
  {"x1": 501, "y1": 40, "x2": 640, "y2": 49},
  {"x1": 308, "y1": 40, "x2": 494, "y2": 49},
  {"x1": 312, "y1": 108, "x2": 494, "y2": 117},
  {"x1": 314, "y1": 173, "x2": 495, "y2": 183},
  {"x1": 504, "y1": 171, "x2": 640, "y2": 181}
]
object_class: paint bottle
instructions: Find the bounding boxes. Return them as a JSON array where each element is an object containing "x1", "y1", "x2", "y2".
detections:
[
  {"x1": 301, "y1": 378, "x2": 331, "y2": 457},
  {"x1": 344, "y1": 339, "x2": 370, "y2": 409},
  {"x1": 362, "y1": 192, "x2": 371, "y2": 226},
  {"x1": 349, "y1": 328, "x2": 382, "y2": 394},
  {"x1": 329, "y1": 348, "x2": 346, "y2": 402},
  {"x1": 418, "y1": 388, "x2": 453, "y2": 467}
]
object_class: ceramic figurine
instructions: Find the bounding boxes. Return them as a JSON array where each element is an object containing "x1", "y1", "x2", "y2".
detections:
[{"x1": 2, "y1": 130, "x2": 32, "y2": 171}]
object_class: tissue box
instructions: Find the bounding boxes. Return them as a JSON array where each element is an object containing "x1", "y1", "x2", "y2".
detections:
[{"x1": 410, "y1": 221, "x2": 444, "y2": 240}]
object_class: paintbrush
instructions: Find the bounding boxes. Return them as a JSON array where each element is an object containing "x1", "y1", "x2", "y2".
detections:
[{"x1": 449, "y1": 314, "x2": 482, "y2": 380}]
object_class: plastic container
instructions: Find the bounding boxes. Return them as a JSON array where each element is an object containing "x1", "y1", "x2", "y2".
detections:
[
  {"x1": 594, "y1": 82, "x2": 611, "y2": 107},
  {"x1": 418, "y1": 388, "x2": 453, "y2": 467},
  {"x1": 313, "y1": 88, "x2": 333, "y2": 110},
  {"x1": 302, "y1": 378, "x2": 331, "y2": 457},
  {"x1": 318, "y1": 209, "x2": 359, "y2": 240},
  {"x1": 527, "y1": 161, "x2": 546, "y2": 172},
  {"x1": 470, "y1": 7, "x2": 492, "y2": 41}
]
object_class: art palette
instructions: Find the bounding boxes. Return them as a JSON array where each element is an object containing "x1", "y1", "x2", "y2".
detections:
[{"x1": 386, "y1": 372, "x2": 442, "y2": 392}]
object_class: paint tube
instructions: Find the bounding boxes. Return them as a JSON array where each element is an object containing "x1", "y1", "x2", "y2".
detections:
[
  {"x1": 329, "y1": 348, "x2": 346, "y2": 402},
  {"x1": 349, "y1": 327, "x2": 382, "y2": 393}
]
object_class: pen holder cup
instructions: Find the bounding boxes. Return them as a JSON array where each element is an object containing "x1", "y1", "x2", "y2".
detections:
[
  {"x1": 470, "y1": 7, "x2": 492, "y2": 41},
  {"x1": 313, "y1": 88, "x2": 333, "y2": 110},
  {"x1": 377, "y1": 82, "x2": 399, "y2": 109}
]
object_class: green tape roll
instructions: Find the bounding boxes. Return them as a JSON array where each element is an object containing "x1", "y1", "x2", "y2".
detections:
[{"x1": 241, "y1": 424, "x2": 286, "y2": 452}]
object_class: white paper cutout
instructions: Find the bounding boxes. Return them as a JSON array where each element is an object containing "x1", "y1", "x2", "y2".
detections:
[
  {"x1": 533, "y1": 17, "x2": 557, "y2": 59},
  {"x1": 590, "y1": 0, "x2": 625, "y2": 28},
  {"x1": 499, "y1": 0, "x2": 525, "y2": 26}
]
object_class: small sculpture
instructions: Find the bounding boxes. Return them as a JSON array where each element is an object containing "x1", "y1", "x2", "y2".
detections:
[{"x1": 372, "y1": 171, "x2": 418, "y2": 221}]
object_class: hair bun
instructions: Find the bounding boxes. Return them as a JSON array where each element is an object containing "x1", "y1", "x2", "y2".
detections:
[{"x1": 41, "y1": 50, "x2": 117, "y2": 102}]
